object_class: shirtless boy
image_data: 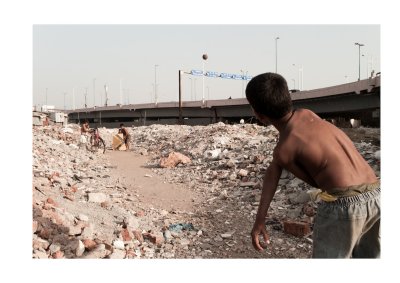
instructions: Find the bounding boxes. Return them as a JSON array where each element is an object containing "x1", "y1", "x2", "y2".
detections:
[
  {"x1": 80, "y1": 120, "x2": 90, "y2": 144},
  {"x1": 245, "y1": 73, "x2": 380, "y2": 258},
  {"x1": 119, "y1": 123, "x2": 131, "y2": 150}
]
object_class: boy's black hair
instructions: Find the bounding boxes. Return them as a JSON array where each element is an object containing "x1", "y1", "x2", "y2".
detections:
[
  {"x1": 245, "y1": 72, "x2": 292, "y2": 119},
  {"x1": 120, "y1": 123, "x2": 124, "y2": 127}
]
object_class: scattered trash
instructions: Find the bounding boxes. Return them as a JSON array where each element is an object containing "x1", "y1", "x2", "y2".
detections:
[{"x1": 168, "y1": 223, "x2": 195, "y2": 233}]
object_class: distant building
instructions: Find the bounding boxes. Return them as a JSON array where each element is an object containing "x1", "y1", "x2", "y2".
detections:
[
  {"x1": 32, "y1": 112, "x2": 49, "y2": 126},
  {"x1": 41, "y1": 105, "x2": 55, "y2": 113}
]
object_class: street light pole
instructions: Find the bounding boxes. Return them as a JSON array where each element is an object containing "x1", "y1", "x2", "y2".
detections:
[
  {"x1": 63, "y1": 92, "x2": 66, "y2": 110},
  {"x1": 84, "y1": 88, "x2": 88, "y2": 108},
  {"x1": 202, "y1": 54, "x2": 208, "y2": 105},
  {"x1": 119, "y1": 78, "x2": 123, "y2": 105},
  {"x1": 104, "y1": 84, "x2": 108, "y2": 106},
  {"x1": 240, "y1": 70, "x2": 244, "y2": 97},
  {"x1": 292, "y1": 64, "x2": 303, "y2": 90},
  {"x1": 194, "y1": 79, "x2": 197, "y2": 100},
  {"x1": 291, "y1": 79, "x2": 296, "y2": 89},
  {"x1": 93, "y1": 78, "x2": 96, "y2": 107},
  {"x1": 189, "y1": 78, "x2": 193, "y2": 100},
  {"x1": 355, "y1": 42, "x2": 364, "y2": 81},
  {"x1": 72, "y1": 87, "x2": 75, "y2": 110},
  {"x1": 275, "y1": 37, "x2": 279, "y2": 73},
  {"x1": 45, "y1": 88, "x2": 48, "y2": 106},
  {"x1": 240, "y1": 70, "x2": 248, "y2": 98},
  {"x1": 154, "y1": 64, "x2": 159, "y2": 105}
]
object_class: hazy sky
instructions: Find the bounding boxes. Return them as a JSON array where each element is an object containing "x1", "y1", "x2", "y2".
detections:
[{"x1": 33, "y1": 24, "x2": 380, "y2": 109}]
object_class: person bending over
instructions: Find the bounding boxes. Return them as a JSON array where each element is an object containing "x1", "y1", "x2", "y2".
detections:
[{"x1": 246, "y1": 72, "x2": 380, "y2": 258}]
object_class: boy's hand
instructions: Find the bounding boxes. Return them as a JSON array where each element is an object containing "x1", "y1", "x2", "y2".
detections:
[{"x1": 251, "y1": 222, "x2": 270, "y2": 251}]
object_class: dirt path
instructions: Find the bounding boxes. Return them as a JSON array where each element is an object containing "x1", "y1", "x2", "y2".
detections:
[{"x1": 106, "y1": 151, "x2": 203, "y2": 212}]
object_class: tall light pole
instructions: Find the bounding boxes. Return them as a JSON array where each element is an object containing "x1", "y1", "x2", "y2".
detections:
[
  {"x1": 240, "y1": 69, "x2": 248, "y2": 97},
  {"x1": 119, "y1": 78, "x2": 123, "y2": 105},
  {"x1": 63, "y1": 92, "x2": 67, "y2": 110},
  {"x1": 189, "y1": 78, "x2": 193, "y2": 100},
  {"x1": 154, "y1": 64, "x2": 159, "y2": 105},
  {"x1": 93, "y1": 78, "x2": 96, "y2": 107},
  {"x1": 84, "y1": 88, "x2": 88, "y2": 108},
  {"x1": 291, "y1": 79, "x2": 296, "y2": 89},
  {"x1": 355, "y1": 42, "x2": 364, "y2": 81},
  {"x1": 194, "y1": 78, "x2": 197, "y2": 100},
  {"x1": 363, "y1": 54, "x2": 372, "y2": 78},
  {"x1": 104, "y1": 84, "x2": 108, "y2": 106},
  {"x1": 45, "y1": 88, "x2": 48, "y2": 106},
  {"x1": 72, "y1": 87, "x2": 75, "y2": 110},
  {"x1": 292, "y1": 64, "x2": 303, "y2": 90},
  {"x1": 202, "y1": 54, "x2": 208, "y2": 105},
  {"x1": 275, "y1": 37, "x2": 280, "y2": 73}
]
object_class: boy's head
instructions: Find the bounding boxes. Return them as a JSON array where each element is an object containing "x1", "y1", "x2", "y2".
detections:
[
  {"x1": 120, "y1": 123, "x2": 124, "y2": 128},
  {"x1": 245, "y1": 72, "x2": 292, "y2": 120}
]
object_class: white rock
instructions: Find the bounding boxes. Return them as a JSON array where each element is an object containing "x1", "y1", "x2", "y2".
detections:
[
  {"x1": 76, "y1": 240, "x2": 85, "y2": 257},
  {"x1": 204, "y1": 149, "x2": 222, "y2": 160},
  {"x1": 88, "y1": 192, "x2": 107, "y2": 203},
  {"x1": 109, "y1": 249, "x2": 126, "y2": 259},
  {"x1": 49, "y1": 243, "x2": 61, "y2": 254},
  {"x1": 221, "y1": 233, "x2": 232, "y2": 239},
  {"x1": 113, "y1": 240, "x2": 125, "y2": 250},
  {"x1": 78, "y1": 214, "x2": 89, "y2": 222}
]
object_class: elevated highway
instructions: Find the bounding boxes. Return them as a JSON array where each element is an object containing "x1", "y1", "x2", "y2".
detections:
[{"x1": 67, "y1": 75, "x2": 380, "y2": 128}]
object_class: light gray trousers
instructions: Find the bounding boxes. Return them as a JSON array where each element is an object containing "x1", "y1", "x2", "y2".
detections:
[{"x1": 312, "y1": 187, "x2": 380, "y2": 258}]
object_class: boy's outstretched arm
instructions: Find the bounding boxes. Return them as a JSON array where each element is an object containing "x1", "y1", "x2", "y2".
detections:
[{"x1": 251, "y1": 159, "x2": 282, "y2": 251}]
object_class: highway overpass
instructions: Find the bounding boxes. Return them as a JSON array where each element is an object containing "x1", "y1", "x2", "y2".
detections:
[{"x1": 67, "y1": 75, "x2": 380, "y2": 128}]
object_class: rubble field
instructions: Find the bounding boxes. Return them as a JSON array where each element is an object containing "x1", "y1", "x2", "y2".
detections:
[{"x1": 32, "y1": 123, "x2": 380, "y2": 259}]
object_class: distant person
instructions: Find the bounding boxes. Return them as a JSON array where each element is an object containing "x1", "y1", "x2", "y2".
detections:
[
  {"x1": 80, "y1": 120, "x2": 90, "y2": 144},
  {"x1": 246, "y1": 72, "x2": 380, "y2": 258},
  {"x1": 119, "y1": 123, "x2": 131, "y2": 150}
]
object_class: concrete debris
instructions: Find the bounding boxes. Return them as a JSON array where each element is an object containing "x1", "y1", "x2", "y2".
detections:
[
  {"x1": 33, "y1": 123, "x2": 380, "y2": 259},
  {"x1": 159, "y1": 152, "x2": 191, "y2": 168}
]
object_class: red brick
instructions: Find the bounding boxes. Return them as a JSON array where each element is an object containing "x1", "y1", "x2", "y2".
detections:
[
  {"x1": 52, "y1": 250, "x2": 64, "y2": 259},
  {"x1": 121, "y1": 228, "x2": 132, "y2": 242},
  {"x1": 70, "y1": 186, "x2": 78, "y2": 193},
  {"x1": 83, "y1": 239, "x2": 97, "y2": 251},
  {"x1": 39, "y1": 228, "x2": 51, "y2": 239},
  {"x1": 143, "y1": 232, "x2": 164, "y2": 246},
  {"x1": 100, "y1": 201, "x2": 110, "y2": 209},
  {"x1": 132, "y1": 230, "x2": 144, "y2": 243},
  {"x1": 46, "y1": 197, "x2": 57, "y2": 206},
  {"x1": 283, "y1": 220, "x2": 311, "y2": 237}
]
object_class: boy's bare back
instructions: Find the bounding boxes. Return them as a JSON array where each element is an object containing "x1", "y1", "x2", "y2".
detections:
[{"x1": 275, "y1": 108, "x2": 377, "y2": 192}]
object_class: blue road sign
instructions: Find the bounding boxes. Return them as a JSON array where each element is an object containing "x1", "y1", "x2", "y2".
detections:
[
  {"x1": 190, "y1": 69, "x2": 252, "y2": 81},
  {"x1": 191, "y1": 70, "x2": 203, "y2": 76},
  {"x1": 205, "y1": 71, "x2": 219, "y2": 77},
  {"x1": 220, "y1": 73, "x2": 234, "y2": 79}
]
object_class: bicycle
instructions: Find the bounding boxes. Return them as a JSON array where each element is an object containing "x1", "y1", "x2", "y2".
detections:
[{"x1": 86, "y1": 127, "x2": 106, "y2": 154}]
